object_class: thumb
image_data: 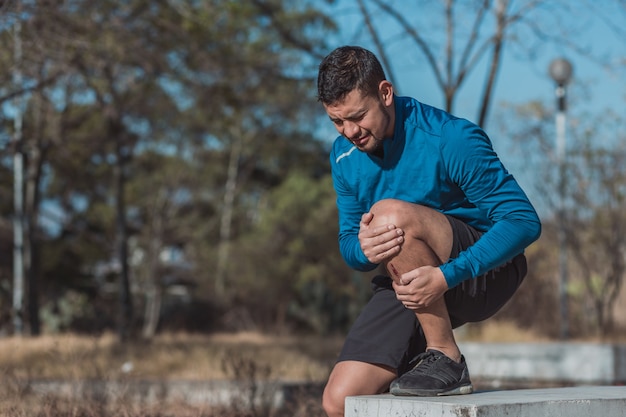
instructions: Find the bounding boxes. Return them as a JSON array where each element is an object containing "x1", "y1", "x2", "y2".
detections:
[{"x1": 400, "y1": 272, "x2": 416, "y2": 286}]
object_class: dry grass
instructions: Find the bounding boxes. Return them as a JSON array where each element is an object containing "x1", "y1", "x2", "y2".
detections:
[
  {"x1": 0, "y1": 322, "x2": 556, "y2": 383},
  {"x1": 455, "y1": 320, "x2": 551, "y2": 343},
  {"x1": 0, "y1": 322, "x2": 597, "y2": 416},
  {"x1": 0, "y1": 331, "x2": 343, "y2": 382},
  {"x1": 0, "y1": 331, "x2": 340, "y2": 416}
]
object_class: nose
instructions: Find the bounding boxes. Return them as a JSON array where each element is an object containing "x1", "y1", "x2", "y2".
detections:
[{"x1": 342, "y1": 121, "x2": 360, "y2": 139}]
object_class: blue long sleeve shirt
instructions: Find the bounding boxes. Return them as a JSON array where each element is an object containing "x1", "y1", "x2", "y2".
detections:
[{"x1": 330, "y1": 96, "x2": 541, "y2": 288}]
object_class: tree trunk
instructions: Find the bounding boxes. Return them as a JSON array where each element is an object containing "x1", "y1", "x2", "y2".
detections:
[
  {"x1": 114, "y1": 133, "x2": 133, "y2": 342},
  {"x1": 215, "y1": 136, "x2": 243, "y2": 299},
  {"x1": 142, "y1": 200, "x2": 164, "y2": 339},
  {"x1": 25, "y1": 135, "x2": 44, "y2": 336},
  {"x1": 12, "y1": 144, "x2": 25, "y2": 335},
  {"x1": 11, "y1": 6, "x2": 25, "y2": 336},
  {"x1": 142, "y1": 283, "x2": 162, "y2": 338}
]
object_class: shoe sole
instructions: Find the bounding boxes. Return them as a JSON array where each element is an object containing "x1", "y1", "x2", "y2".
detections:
[{"x1": 390, "y1": 383, "x2": 474, "y2": 397}]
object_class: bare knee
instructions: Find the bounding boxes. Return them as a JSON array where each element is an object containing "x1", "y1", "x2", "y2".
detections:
[
  {"x1": 369, "y1": 199, "x2": 408, "y2": 227},
  {"x1": 369, "y1": 198, "x2": 433, "y2": 233},
  {"x1": 369, "y1": 199, "x2": 452, "y2": 264},
  {"x1": 322, "y1": 361, "x2": 396, "y2": 417},
  {"x1": 322, "y1": 384, "x2": 346, "y2": 417}
]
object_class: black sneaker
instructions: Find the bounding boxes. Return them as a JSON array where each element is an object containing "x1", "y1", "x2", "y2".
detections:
[{"x1": 390, "y1": 349, "x2": 473, "y2": 396}]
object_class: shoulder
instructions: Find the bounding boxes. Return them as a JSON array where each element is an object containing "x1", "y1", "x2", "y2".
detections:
[
  {"x1": 330, "y1": 136, "x2": 358, "y2": 166},
  {"x1": 441, "y1": 117, "x2": 491, "y2": 151},
  {"x1": 395, "y1": 96, "x2": 459, "y2": 138}
]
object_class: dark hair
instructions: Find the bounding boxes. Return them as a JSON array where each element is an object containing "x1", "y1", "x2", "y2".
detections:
[{"x1": 317, "y1": 46, "x2": 387, "y2": 105}]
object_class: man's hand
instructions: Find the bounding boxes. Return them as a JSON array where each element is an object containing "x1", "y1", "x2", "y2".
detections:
[
  {"x1": 358, "y1": 212, "x2": 404, "y2": 264},
  {"x1": 392, "y1": 266, "x2": 449, "y2": 310}
]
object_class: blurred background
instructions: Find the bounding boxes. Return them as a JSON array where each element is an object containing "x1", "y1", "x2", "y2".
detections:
[{"x1": 1, "y1": 0, "x2": 625, "y2": 347}]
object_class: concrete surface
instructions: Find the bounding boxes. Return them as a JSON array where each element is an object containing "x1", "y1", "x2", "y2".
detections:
[{"x1": 345, "y1": 386, "x2": 626, "y2": 417}]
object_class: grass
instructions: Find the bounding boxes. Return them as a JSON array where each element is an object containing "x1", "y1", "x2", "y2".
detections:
[
  {"x1": 456, "y1": 320, "x2": 551, "y2": 343},
  {"x1": 0, "y1": 331, "x2": 342, "y2": 416},
  {"x1": 0, "y1": 331, "x2": 344, "y2": 382},
  {"x1": 0, "y1": 321, "x2": 551, "y2": 380},
  {"x1": 0, "y1": 321, "x2": 586, "y2": 416}
]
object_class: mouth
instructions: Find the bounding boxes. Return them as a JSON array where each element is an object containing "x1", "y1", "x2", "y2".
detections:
[{"x1": 351, "y1": 134, "x2": 369, "y2": 147}]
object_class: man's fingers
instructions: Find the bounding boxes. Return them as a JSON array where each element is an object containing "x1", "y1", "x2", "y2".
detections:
[
  {"x1": 359, "y1": 225, "x2": 402, "y2": 243},
  {"x1": 360, "y1": 212, "x2": 374, "y2": 225},
  {"x1": 377, "y1": 244, "x2": 400, "y2": 260}
]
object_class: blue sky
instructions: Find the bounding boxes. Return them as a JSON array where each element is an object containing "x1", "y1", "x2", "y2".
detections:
[
  {"x1": 322, "y1": 1, "x2": 624, "y2": 125},
  {"x1": 319, "y1": 1, "x2": 625, "y2": 214}
]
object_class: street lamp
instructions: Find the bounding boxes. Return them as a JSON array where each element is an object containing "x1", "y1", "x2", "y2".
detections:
[{"x1": 549, "y1": 58, "x2": 573, "y2": 340}]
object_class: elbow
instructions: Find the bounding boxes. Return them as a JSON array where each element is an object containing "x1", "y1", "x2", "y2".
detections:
[
  {"x1": 339, "y1": 234, "x2": 378, "y2": 271},
  {"x1": 520, "y1": 207, "x2": 542, "y2": 245},
  {"x1": 355, "y1": 262, "x2": 378, "y2": 272},
  {"x1": 342, "y1": 252, "x2": 378, "y2": 272},
  {"x1": 528, "y1": 217, "x2": 542, "y2": 244}
]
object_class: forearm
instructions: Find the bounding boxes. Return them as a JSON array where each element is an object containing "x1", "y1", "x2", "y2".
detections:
[
  {"x1": 440, "y1": 216, "x2": 541, "y2": 288},
  {"x1": 339, "y1": 232, "x2": 378, "y2": 271}
]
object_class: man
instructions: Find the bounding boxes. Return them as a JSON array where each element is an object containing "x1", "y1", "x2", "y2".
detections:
[{"x1": 317, "y1": 46, "x2": 541, "y2": 417}]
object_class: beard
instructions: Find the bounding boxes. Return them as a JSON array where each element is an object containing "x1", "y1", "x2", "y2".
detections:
[{"x1": 364, "y1": 101, "x2": 391, "y2": 154}]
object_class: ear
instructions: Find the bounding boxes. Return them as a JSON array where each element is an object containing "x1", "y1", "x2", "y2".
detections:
[{"x1": 379, "y1": 80, "x2": 394, "y2": 106}]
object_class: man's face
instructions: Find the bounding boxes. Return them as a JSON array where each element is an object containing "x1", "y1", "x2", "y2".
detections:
[{"x1": 323, "y1": 83, "x2": 394, "y2": 154}]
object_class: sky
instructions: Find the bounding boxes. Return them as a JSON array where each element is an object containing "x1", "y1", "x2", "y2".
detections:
[
  {"x1": 322, "y1": 1, "x2": 625, "y2": 125},
  {"x1": 319, "y1": 0, "x2": 626, "y2": 214}
]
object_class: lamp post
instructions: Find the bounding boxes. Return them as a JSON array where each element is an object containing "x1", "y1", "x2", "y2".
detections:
[{"x1": 549, "y1": 58, "x2": 573, "y2": 340}]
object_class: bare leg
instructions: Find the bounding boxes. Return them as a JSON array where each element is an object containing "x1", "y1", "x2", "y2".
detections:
[
  {"x1": 369, "y1": 199, "x2": 461, "y2": 362},
  {"x1": 324, "y1": 199, "x2": 462, "y2": 415},
  {"x1": 322, "y1": 361, "x2": 396, "y2": 417}
]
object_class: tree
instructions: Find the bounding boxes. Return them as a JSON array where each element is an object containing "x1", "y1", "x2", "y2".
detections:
[
  {"x1": 505, "y1": 100, "x2": 626, "y2": 337},
  {"x1": 565, "y1": 111, "x2": 626, "y2": 336},
  {"x1": 1, "y1": 0, "x2": 339, "y2": 337},
  {"x1": 232, "y1": 172, "x2": 369, "y2": 334},
  {"x1": 0, "y1": 0, "x2": 76, "y2": 335},
  {"x1": 340, "y1": 0, "x2": 625, "y2": 128},
  {"x1": 41, "y1": 0, "x2": 173, "y2": 340},
  {"x1": 127, "y1": 151, "x2": 194, "y2": 338},
  {"x1": 163, "y1": 1, "x2": 334, "y2": 302}
]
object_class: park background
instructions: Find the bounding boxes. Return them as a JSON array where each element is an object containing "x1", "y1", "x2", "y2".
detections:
[{"x1": 0, "y1": 0, "x2": 625, "y2": 415}]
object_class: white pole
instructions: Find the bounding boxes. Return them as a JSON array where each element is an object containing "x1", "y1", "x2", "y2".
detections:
[
  {"x1": 555, "y1": 85, "x2": 568, "y2": 340},
  {"x1": 12, "y1": 14, "x2": 25, "y2": 335},
  {"x1": 13, "y1": 151, "x2": 24, "y2": 335}
]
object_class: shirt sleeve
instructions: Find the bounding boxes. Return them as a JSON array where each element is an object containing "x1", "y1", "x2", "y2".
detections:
[
  {"x1": 330, "y1": 145, "x2": 379, "y2": 272},
  {"x1": 439, "y1": 119, "x2": 541, "y2": 288}
]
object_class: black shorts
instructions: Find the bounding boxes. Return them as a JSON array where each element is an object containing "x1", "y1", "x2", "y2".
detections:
[{"x1": 336, "y1": 215, "x2": 527, "y2": 375}]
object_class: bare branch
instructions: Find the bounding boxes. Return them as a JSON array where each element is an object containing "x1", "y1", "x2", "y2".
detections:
[
  {"x1": 250, "y1": 0, "x2": 328, "y2": 60},
  {"x1": 370, "y1": 0, "x2": 446, "y2": 90},
  {"x1": 0, "y1": 72, "x2": 63, "y2": 105},
  {"x1": 445, "y1": 0, "x2": 453, "y2": 95},
  {"x1": 457, "y1": 0, "x2": 490, "y2": 76},
  {"x1": 477, "y1": 0, "x2": 507, "y2": 127},
  {"x1": 356, "y1": 0, "x2": 399, "y2": 89}
]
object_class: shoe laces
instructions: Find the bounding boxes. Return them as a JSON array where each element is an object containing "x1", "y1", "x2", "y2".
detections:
[{"x1": 407, "y1": 350, "x2": 441, "y2": 375}]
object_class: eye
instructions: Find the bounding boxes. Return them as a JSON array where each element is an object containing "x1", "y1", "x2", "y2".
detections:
[{"x1": 349, "y1": 113, "x2": 366, "y2": 122}]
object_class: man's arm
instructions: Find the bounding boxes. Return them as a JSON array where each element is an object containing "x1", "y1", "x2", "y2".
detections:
[
  {"x1": 331, "y1": 143, "x2": 398, "y2": 271},
  {"x1": 438, "y1": 119, "x2": 541, "y2": 288}
]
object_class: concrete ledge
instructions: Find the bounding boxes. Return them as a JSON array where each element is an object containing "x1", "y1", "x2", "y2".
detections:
[
  {"x1": 459, "y1": 342, "x2": 626, "y2": 385},
  {"x1": 345, "y1": 386, "x2": 626, "y2": 417}
]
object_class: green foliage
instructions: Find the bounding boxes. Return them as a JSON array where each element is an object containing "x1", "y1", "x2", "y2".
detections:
[
  {"x1": 503, "y1": 100, "x2": 626, "y2": 338},
  {"x1": 0, "y1": 0, "x2": 340, "y2": 335},
  {"x1": 40, "y1": 290, "x2": 94, "y2": 333},
  {"x1": 231, "y1": 173, "x2": 368, "y2": 334}
]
